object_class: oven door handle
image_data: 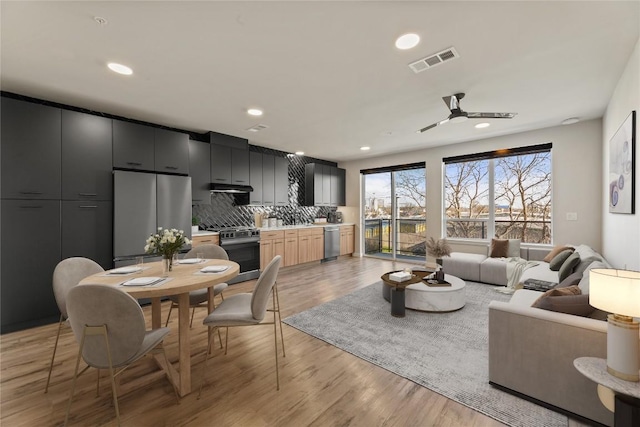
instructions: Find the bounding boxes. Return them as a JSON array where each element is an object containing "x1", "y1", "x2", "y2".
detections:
[{"x1": 220, "y1": 237, "x2": 261, "y2": 246}]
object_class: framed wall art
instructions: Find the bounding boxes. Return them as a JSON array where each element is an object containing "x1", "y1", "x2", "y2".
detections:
[{"x1": 609, "y1": 110, "x2": 636, "y2": 214}]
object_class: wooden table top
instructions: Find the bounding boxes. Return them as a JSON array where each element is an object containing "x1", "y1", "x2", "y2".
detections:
[
  {"x1": 381, "y1": 270, "x2": 432, "y2": 289},
  {"x1": 80, "y1": 259, "x2": 240, "y2": 298}
]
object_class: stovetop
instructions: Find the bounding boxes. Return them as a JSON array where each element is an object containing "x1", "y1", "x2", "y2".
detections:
[{"x1": 205, "y1": 226, "x2": 260, "y2": 241}]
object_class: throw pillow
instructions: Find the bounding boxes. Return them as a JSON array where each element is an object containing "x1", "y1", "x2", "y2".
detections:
[
  {"x1": 532, "y1": 286, "x2": 595, "y2": 317},
  {"x1": 549, "y1": 249, "x2": 574, "y2": 271},
  {"x1": 558, "y1": 252, "x2": 581, "y2": 282},
  {"x1": 489, "y1": 238, "x2": 509, "y2": 258},
  {"x1": 577, "y1": 260, "x2": 608, "y2": 293},
  {"x1": 555, "y1": 271, "x2": 583, "y2": 289},
  {"x1": 543, "y1": 245, "x2": 574, "y2": 263},
  {"x1": 507, "y1": 239, "x2": 521, "y2": 258}
]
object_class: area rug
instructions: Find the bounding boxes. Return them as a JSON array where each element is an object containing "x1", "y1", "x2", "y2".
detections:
[{"x1": 283, "y1": 281, "x2": 568, "y2": 427}]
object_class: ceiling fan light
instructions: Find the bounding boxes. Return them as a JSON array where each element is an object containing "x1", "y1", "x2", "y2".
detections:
[{"x1": 475, "y1": 122, "x2": 490, "y2": 129}]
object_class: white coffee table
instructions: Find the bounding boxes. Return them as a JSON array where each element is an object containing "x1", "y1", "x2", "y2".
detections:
[{"x1": 404, "y1": 274, "x2": 466, "y2": 312}]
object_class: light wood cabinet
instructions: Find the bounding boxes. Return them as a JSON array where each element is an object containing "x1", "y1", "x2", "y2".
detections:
[
  {"x1": 191, "y1": 234, "x2": 220, "y2": 247},
  {"x1": 284, "y1": 229, "x2": 299, "y2": 267},
  {"x1": 260, "y1": 230, "x2": 284, "y2": 270},
  {"x1": 298, "y1": 227, "x2": 324, "y2": 264},
  {"x1": 340, "y1": 225, "x2": 355, "y2": 255}
]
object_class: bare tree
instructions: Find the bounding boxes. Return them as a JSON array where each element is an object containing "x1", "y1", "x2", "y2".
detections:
[
  {"x1": 444, "y1": 161, "x2": 489, "y2": 238},
  {"x1": 394, "y1": 169, "x2": 426, "y2": 217}
]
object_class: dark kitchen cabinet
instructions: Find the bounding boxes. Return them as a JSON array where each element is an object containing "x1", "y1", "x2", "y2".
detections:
[
  {"x1": 113, "y1": 120, "x2": 155, "y2": 171},
  {"x1": 1, "y1": 200, "x2": 61, "y2": 333},
  {"x1": 249, "y1": 151, "x2": 264, "y2": 205},
  {"x1": 262, "y1": 154, "x2": 275, "y2": 205},
  {"x1": 209, "y1": 132, "x2": 249, "y2": 185},
  {"x1": 61, "y1": 110, "x2": 113, "y2": 201},
  {"x1": 62, "y1": 201, "x2": 113, "y2": 270},
  {"x1": 274, "y1": 156, "x2": 289, "y2": 206},
  {"x1": 304, "y1": 163, "x2": 345, "y2": 206},
  {"x1": 155, "y1": 128, "x2": 189, "y2": 174},
  {"x1": 1, "y1": 97, "x2": 61, "y2": 200},
  {"x1": 189, "y1": 140, "x2": 211, "y2": 204},
  {"x1": 331, "y1": 167, "x2": 346, "y2": 206}
]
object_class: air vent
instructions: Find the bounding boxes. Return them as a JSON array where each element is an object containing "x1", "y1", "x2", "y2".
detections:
[
  {"x1": 246, "y1": 124, "x2": 269, "y2": 132},
  {"x1": 409, "y1": 47, "x2": 459, "y2": 74}
]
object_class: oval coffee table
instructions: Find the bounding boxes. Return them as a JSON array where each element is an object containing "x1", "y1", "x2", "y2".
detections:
[{"x1": 405, "y1": 274, "x2": 466, "y2": 312}]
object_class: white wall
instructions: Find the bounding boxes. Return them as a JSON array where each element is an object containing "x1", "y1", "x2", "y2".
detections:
[
  {"x1": 339, "y1": 119, "x2": 603, "y2": 257},
  {"x1": 602, "y1": 38, "x2": 640, "y2": 270}
]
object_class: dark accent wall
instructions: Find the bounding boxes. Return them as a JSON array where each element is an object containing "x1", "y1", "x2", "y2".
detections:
[{"x1": 193, "y1": 146, "x2": 336, "y2": 228}]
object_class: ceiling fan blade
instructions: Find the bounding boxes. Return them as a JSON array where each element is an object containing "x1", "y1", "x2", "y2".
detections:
[
  {"x1": 466, "y1": 112, "x2": 517, "y2": 119},
  {"x1": 418, "y1": 118, "x2": 449, "y2": 133}
]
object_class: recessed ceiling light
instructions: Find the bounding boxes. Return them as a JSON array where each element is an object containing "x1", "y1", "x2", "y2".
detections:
[
  {"x1": 247, "y1": 108, "x2": 263, "y2": 116},
  {"x1": 295, "y1": 151, "x2": 304, "y2": 155},
  {"x1": 360, "y1": 146, "x2": 371, "y2": 151},
  {"x1": 561, "y1": 117, "x2": 580, "y2": 125},
  {"x1": 475, "y1": 122, "x2": 490, "y2": 129},
  {"x1": 395, "y1": 33, "x2": 420, "y2": 50},
  {"x1": 107, "y1": 62, "x2": 133, "y2": 75}
]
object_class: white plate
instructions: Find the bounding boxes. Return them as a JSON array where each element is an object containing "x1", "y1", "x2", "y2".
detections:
[
  {"x1": 177, "y1": 258, "x2": 203, "y2": 264},
  {"x1": 200, "y1": 266, "x2": 229, "y2": 273},
  {"x1": 109, "y1": 266, "x2": 142, "y2": 274},
  {"x1": 122, "y1": 277, "x2": 164, "y2": 286}
]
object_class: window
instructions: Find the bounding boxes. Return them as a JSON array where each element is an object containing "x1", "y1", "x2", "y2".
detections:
[{"x1": 444, "y1": 144, "x2": 552, "y2": 244}]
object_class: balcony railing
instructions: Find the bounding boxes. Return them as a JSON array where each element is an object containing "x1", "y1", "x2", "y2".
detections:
[
  {"x1": 364, "y1": 218, "x2": 426, "y2": 257},
  {"x1": 446, "y1": 218, "x2": 551, "y2": 243}
]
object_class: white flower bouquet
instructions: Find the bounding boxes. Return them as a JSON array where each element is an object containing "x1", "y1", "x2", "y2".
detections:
[{"x1": 145, "y1": 227, "x2": 191, "y2": 259}]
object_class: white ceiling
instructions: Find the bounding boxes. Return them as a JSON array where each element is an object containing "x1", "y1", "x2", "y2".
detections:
[{"x1": 1, "y1": 1, "x2": 638, "y2": 162}]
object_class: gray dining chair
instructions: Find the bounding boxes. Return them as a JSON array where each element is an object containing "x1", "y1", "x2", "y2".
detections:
[
  {"x1": 45, "y1": 257, "x2": 104, "y2": 393},
  {"x1": 64, "y1": 283, "x2": 178, "y2": 426},
  {"x1": 165, "y1": 244, "x2": 229, "y2": 328},
  {"x1": 199, "y1": 255, "x2": 283, "y2": 397}
]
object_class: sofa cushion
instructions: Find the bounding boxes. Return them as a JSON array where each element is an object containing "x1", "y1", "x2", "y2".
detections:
[
  {"x1": 441, "y1": 252, "x2": 486, "y2": 282},
  {"x1": 556, "y1": 272, "x2": 583, "y2": 288},
  {"x1": 549, "y1": 249, "x2": 574, "y2": 271},
  {"x1": 532, "y1": 285, "x2": 595, "y2": 317},
  {"x1": 558, "y1": 252, "x2": 581, "y2": 282},
  {"x1": 507, "y1": 239, "x2": 521, "y2": 258},
  {"x1": 480, "y1": 257, "x2": 508, "y2": 286},
  {"x1": 490, "y1": 238, "x2": 509, "y2": 258},
  {"x1": 543, "y1": 245, "x2": 574, "y2": 263}
]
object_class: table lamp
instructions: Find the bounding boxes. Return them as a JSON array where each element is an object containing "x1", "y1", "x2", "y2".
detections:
[{"x1": 589, "y1": 268, "x2": 640, "y2": 382}]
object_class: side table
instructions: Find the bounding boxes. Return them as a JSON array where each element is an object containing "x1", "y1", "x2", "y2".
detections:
[
  {"x1": 574, "y1": 357, "x2": 640, "y2": 426},
  {"x1": 381, "y1": 271, "x2": 429, "y2": 317}
]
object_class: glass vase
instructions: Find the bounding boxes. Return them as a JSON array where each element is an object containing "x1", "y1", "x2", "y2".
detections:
[{"x1": 162, "y1": 254, "x2": 174, "y2": 276}]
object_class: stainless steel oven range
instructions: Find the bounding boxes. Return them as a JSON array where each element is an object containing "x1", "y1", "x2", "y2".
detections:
[{"x1": 206, "y1": 226, "x2": 261, "y2": 284}]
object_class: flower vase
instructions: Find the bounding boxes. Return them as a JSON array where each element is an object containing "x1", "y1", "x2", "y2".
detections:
[{"x1": 162, "y1": 254, "x2": 174, "y2": 276}]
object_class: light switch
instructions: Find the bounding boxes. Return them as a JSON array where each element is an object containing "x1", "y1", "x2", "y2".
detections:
[{"x1": 566, "y1": 212, "x2": 578, "y2": 221}]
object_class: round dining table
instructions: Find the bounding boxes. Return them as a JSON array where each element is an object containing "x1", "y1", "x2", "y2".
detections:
[{"x1": 79, "y1": 258, "x2": 239, "y2": 397}]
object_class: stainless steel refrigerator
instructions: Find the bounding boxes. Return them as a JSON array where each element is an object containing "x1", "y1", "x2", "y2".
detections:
[{"x1": 113, "y1": 170, "x2": 192, "y2": 267}]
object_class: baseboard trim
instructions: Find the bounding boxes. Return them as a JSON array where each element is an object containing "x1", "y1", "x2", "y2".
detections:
[{"x1": 489, "y1": 381, "x2": 608, "y2": 427}]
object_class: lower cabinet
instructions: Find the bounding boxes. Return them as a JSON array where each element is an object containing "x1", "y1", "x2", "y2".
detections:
[
  {"x1": 298, "y1": 228, "x2": 324, "y2": 264},
  {"x1": 62, "y1": 200, "x2": 113, "y2": 270},
  {"x1": 191, "y1": 234, "x2": 220, "y2": 247},
  {"x1": 1, "y1": 199, "x2": 61, "y2": 332},
  {"x1": 260, "y1": 230, "x2": 284, "y2": 270},
  {"x1": 340, "y1": 225, "x2": 355, "y2": 255},
  {"x1": 283, "y1": 229, "x2": 298, "y2": 267}
]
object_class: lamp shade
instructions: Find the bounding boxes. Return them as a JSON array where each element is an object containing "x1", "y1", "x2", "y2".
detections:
[{"x1": 589, "y1": 269, "x2": 640, "y2": 317}]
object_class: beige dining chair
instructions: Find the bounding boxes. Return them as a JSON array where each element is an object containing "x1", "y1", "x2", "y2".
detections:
[
  {"x1": 199, "y1": 255, "x2": 283, "y2": 397},
  {"x1": 165, "y1": 244, "x2": 229, "y2": 327},
  {"x1": 45, "y1": 257, "x2": 104, "y2": 393},
  {"x1": 64, "y1": 283, "x2": 178, "y2": 426}
]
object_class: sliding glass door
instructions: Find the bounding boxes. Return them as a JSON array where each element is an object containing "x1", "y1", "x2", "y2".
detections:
[{"x1": 362, "y1": 164, "x2": 426, "y2": 261}]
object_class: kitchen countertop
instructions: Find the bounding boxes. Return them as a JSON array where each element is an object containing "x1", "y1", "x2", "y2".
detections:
[
  {"x1": 192, "y1": 230, "x2": 219, "y2": 236},
  {"x1": 259, "y1": 223, "x2": 354, "y2": 231}
]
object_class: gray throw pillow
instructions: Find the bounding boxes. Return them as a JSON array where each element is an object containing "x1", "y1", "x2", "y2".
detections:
[
  {"x1": 535, "y1": 294, "x2": 595, "y2": 317},
  {"x1": 558, "y1": 252, "x2": 581, "y2": 282},
  {"x1": 507, "y1": 239, "x2": 521, "y2": 258},
  {"x1": 556, "y1": 271, "x2": 583, "y2": 289},
  {"x1": 549, "y1": 249, "x2": 573, "y2": 271}
]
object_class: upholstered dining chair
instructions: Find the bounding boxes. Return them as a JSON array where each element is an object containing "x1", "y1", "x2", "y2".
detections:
[
  {"x1": 64, "y1": 283, "x2": 178, "y2": 426},
  {"x1": 199, "y1": 255, "x2": 283, "y2": 397},
  {"x1": 45, "y1": 257, "x2": 104, "y2": 393},
  {"x1": 165, "y1": 244, "x2": 229, "y2": 327}
]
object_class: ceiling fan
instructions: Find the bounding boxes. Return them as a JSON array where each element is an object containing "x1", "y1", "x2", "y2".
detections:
[{"x1": 418, "y1": 93, "x2": 517, "y2": 133}]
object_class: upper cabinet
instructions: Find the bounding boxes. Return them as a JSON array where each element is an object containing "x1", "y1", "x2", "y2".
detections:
[
  {"x1": 1, "y1": 97, "x2": 61, "y2": 200},
  {"x1": 209, "y1": 132, "x2": 249, "y2": 185},
  {"x1": 61, "y1": 110, "x2": 113, "y2": 200},
  {"x1": 262, "y1": 154, "x2": 275, "y2": 205},
  {"x1": 304, "y1": 163, "x2": 345, "y2": 207},
  {"x1": 113, "y1": 121, "x2": 155, "y2": 171},
  {"x1": 274, "y1": 156, "x2": 289, "y2": 206},
  {"x1": 189, "y1": 140, "x2": 211, "y2": 204},
  {"x1": 114, "y1": 120, "x2": 189, "y2": 174},
  {"x1": 155, "y1": 128, "x2": 189, "y2": 174},
  {"x1": 250, "y1": 152, "x2": 264, "y2": 205}
]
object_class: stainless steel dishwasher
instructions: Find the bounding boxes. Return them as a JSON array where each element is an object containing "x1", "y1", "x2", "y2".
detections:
[{"x1": 323, "y1": 225, "x2": 340, "y2": 262}]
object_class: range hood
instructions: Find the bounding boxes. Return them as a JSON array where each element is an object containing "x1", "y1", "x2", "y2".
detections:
[{"x1": 210, "y1": 183, "x2": 254, "y2": 193}]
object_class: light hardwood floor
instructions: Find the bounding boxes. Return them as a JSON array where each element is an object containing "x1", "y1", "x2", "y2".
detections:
[{"x1": 1, "y1": 256, "x2": 585, "y2": 426}]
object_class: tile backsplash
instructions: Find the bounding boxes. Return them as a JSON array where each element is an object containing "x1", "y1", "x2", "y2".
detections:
[{"x1": 192, "y1": 146, "x2": 335, "y2": 229}]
